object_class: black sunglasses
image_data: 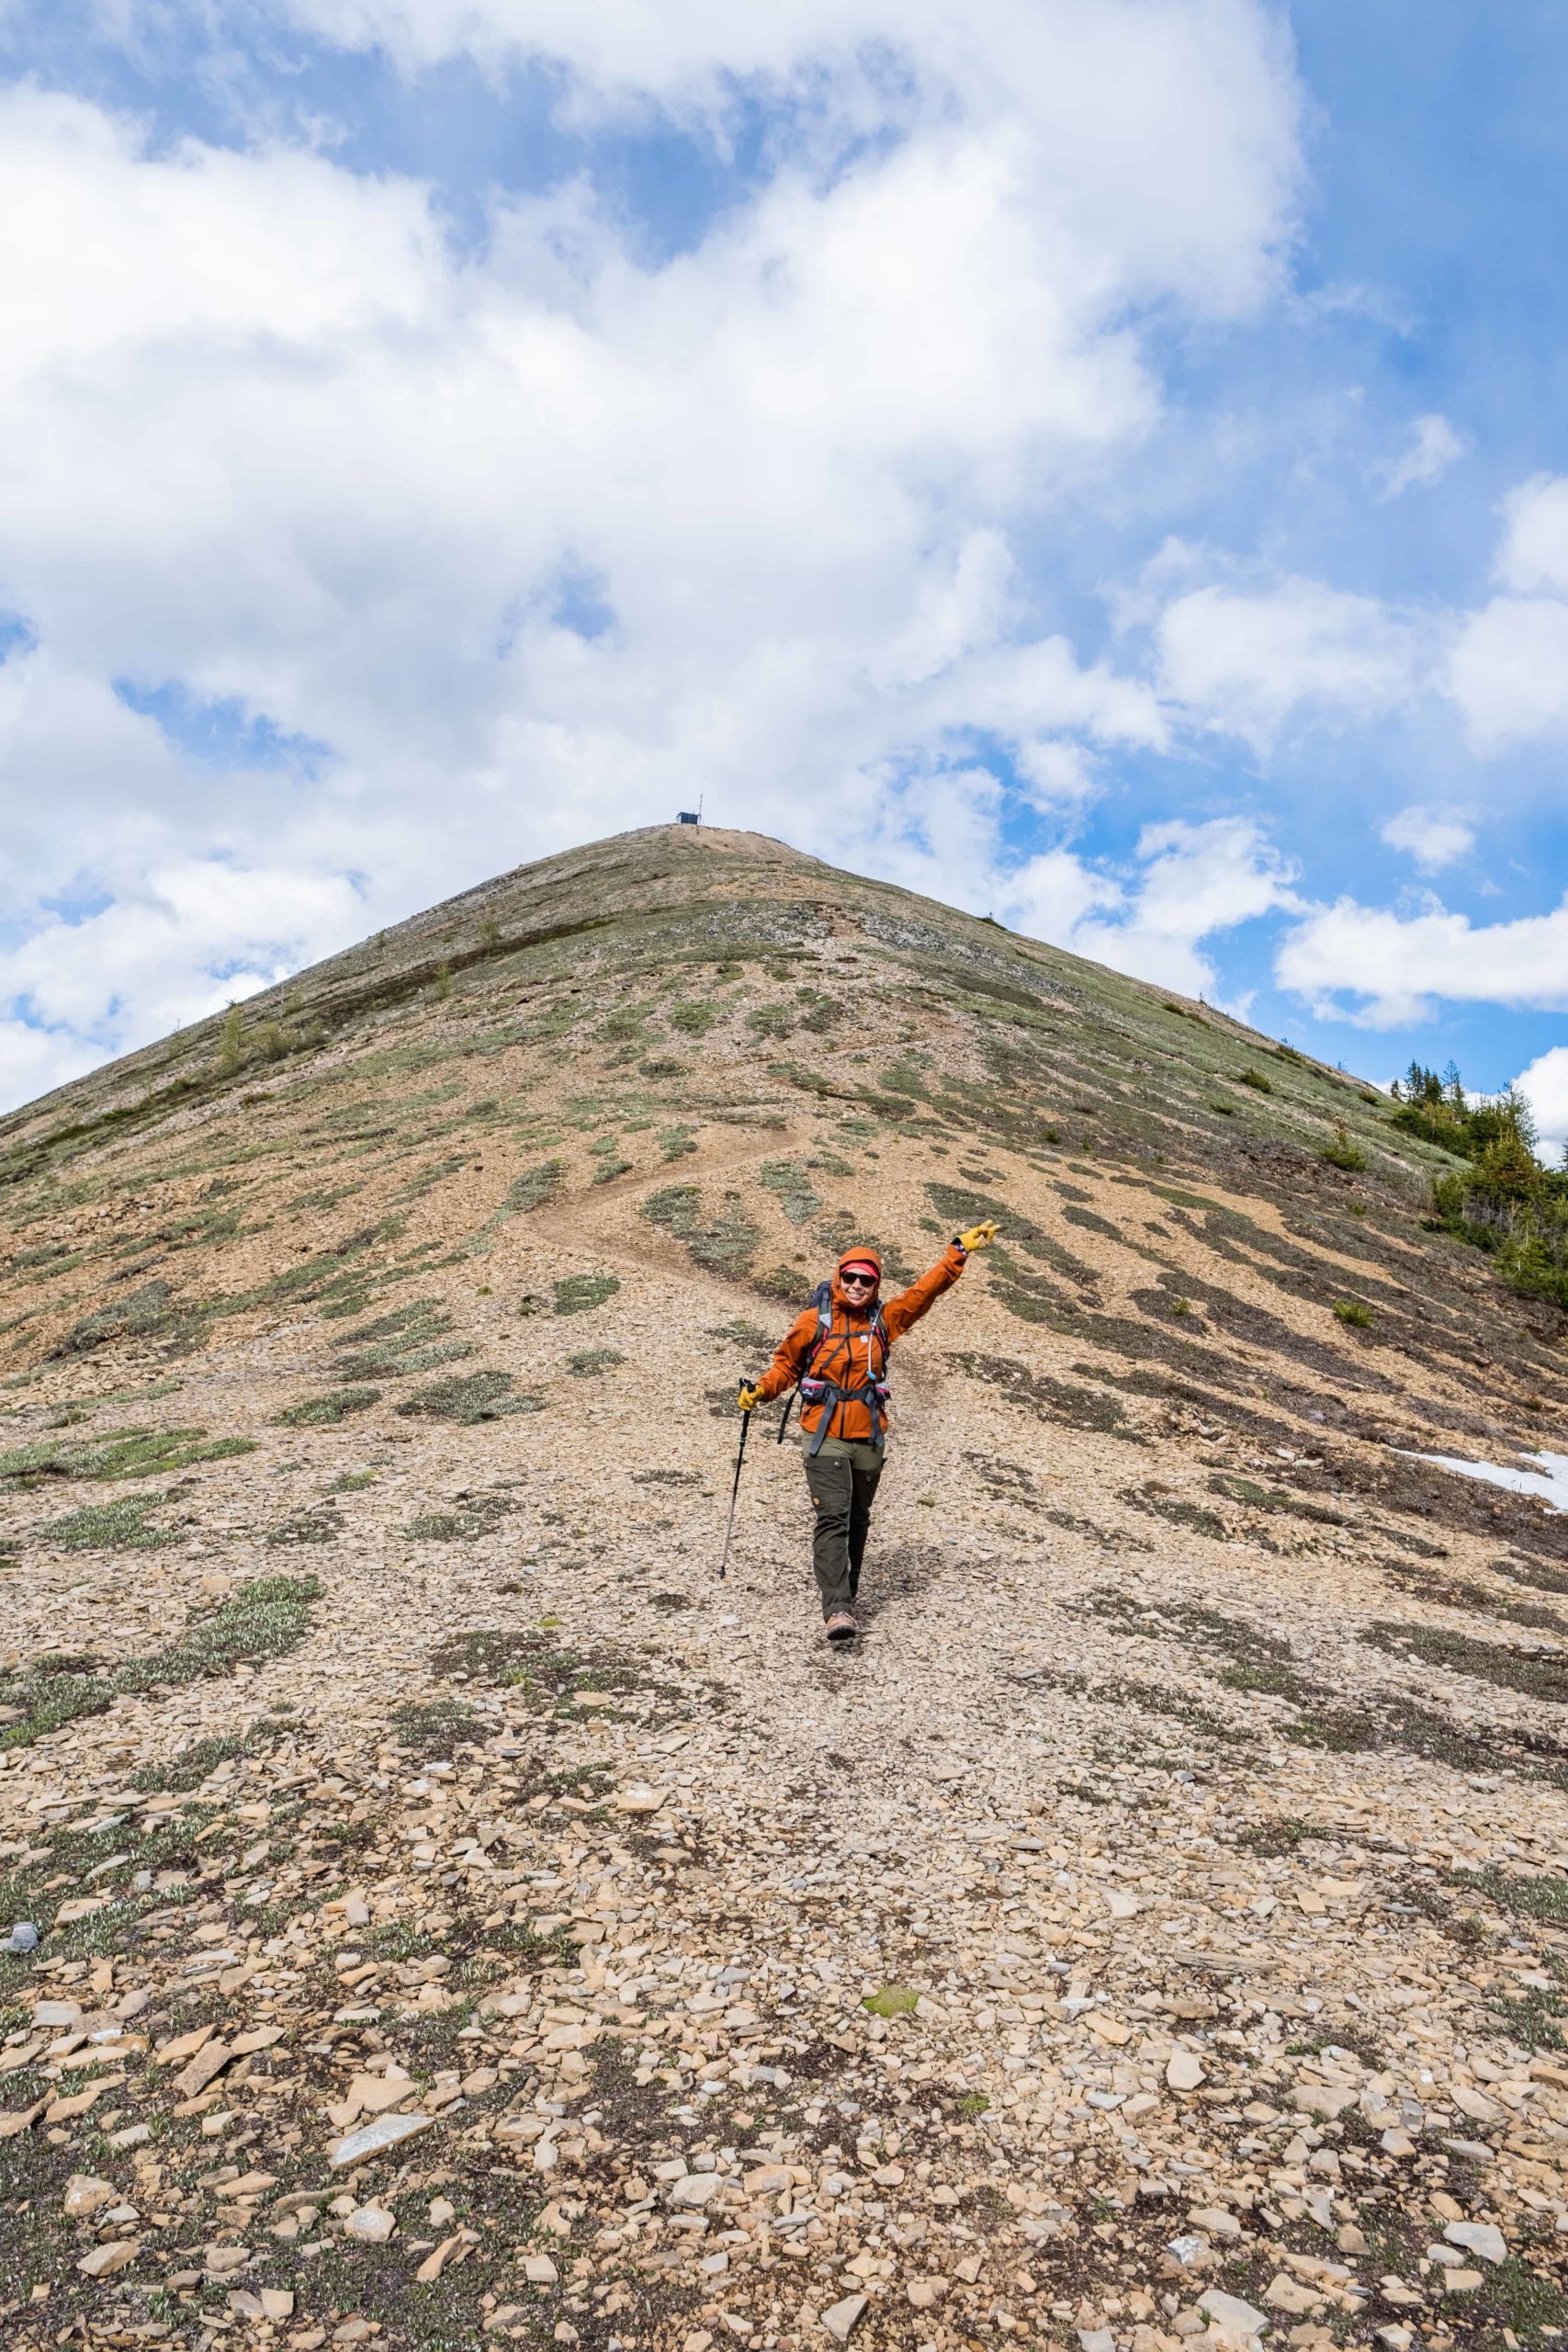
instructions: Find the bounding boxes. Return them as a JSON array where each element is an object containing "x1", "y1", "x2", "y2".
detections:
[{"x1": 840, "y1": 1271, "x2": 877, "y2": 1285}]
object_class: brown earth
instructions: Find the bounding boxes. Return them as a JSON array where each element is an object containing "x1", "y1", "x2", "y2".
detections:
[{"x1": 0, "y1": 822, "x2": 1565, "y2": 2352}]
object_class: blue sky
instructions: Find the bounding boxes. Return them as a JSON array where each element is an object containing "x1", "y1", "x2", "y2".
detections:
[{"x1": 1, "y1": 1, "x2": 1567, "y2": 1146}]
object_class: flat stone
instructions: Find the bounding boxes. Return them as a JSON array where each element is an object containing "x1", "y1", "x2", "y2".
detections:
[
  {"x1": 820, "y1": 2294, "x2": 868, "y2": 2342},
  {"x1": 175, "y1": 2040, "x2": 233, "y2": 2098},
  {"x1": 1443, "y1": 2222, "x2": 1505, "y2": 2266},
  {"x1": 62, "y1": 2175, "x2": 117, "y2": 2217},
  {"x1": 525, "y1": 2254, "x2": 559, "y2": 2283},
  {"x1": 77, "y1": 2241, "x2": 139, "y2": 2278},
  {"x1": 1295, "y1": 2083, "x2": 1357, "y2": 2120},
  {"x1": 744, "y1": 2164, "x2": 794, "y2": 2196},
  {"x1": 615, "y1": 1786, "x2": 668, "y2": 1815},
  {"x1": 669, "y1": 2171, "x2": 725, "y2": 2208},
  {"x1": 344, "y1": 2205, "x2": 396, "y2": 2244},
  {"x1": 1167, "y1": 2051, "x2": 1205, "y2": 2092},
  {"x1": 155, "y1": 2024, "x2": 214, "y2": 2065},
  {"x1": 1190, "y1": 2209, "x2": 1242, "y2": 2240},
  {"x1": 1264, "y1": 2275, "x2": 1324, "y2": 2314},
  {"x1": 328, "y1": 2110, "x2": 434, "y2": 2167},
  {"x1": 906, "y1": 2278, "x2": 949, "y2": 2310},
  {"x1": 1200, "y1": 2290, "x2": 1269, "y2": 2337}
]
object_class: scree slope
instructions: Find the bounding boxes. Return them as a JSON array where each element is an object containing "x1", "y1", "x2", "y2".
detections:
[{"x1": 1, "y1": 822, "x2": 1565, "y2": 2352}]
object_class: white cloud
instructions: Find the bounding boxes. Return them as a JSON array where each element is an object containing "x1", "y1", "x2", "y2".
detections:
[
  {"x1": 1446, "y1": 594, "x2": 1568, "y2": 752},
  {"x1": 1156, "y1": 577, "x2": 1422, "y2": 747},
  {"x1": 1066, "y1": 815, "x2": 1298, "y2": 1000},
  {"x1": 1276, "y1": 893, "x2": 1568, "y2": 1027},
  {"x1": 831, "y1": 791, "x2": 1298, "y2": 1005},
  {"x1": 1378, "y1": 412, "x2": 1465, "y2": 501},
  {"x1": 0, "y1": 1021, "x2": 99, "y2": 1111},
  {"x1": 1515, "y1": 1045, "x2": 1568, "y2": 1166},
  {"x1": 279, "y1": 0, "x2": 1302, "y2": 321},
  {"x1": 0, "y1": 6, "x2": 1302, "y2": 1110},
  {"x1": 1442, "y1": 476, "x2": 1568, "y2": 750},
  {"x1": 1495, "y1": 474, "x2": 1568, "y2": 595},
  {"x1": 0, "y1": 856, "x2": 370, "y2": 1096},
  {"x1": 1379, "y1": 802, "x2": 1475, "y2": 872}
]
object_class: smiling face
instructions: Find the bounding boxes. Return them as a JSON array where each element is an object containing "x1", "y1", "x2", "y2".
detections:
[{"x1": 836, "y1": 1251, "x2": 881, "y2": 1308}]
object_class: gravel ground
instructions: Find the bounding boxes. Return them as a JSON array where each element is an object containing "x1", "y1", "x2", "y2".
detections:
[{"x1": 0, "y1": 826, "x2": 1564, "y2": 2352}]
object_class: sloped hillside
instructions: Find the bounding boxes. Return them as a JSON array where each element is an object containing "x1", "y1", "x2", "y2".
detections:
[{"x1": 1, "y1": 823, "x2": 1565, "y2": 2352}]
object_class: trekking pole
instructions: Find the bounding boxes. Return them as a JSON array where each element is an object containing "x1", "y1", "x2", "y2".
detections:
[{"x1": 718, "y1": 1405, "x2": 752, "y2": 1580}]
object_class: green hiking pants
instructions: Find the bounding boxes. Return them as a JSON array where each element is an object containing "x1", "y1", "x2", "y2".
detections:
[{"x1": 801, "y1": 1432, "x2": 885, "y2": 1617}]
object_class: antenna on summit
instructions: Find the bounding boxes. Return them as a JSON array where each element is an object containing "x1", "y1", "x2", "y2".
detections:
[{"x1": 677, "y1": 796, "x2": 704, "y2": 827}]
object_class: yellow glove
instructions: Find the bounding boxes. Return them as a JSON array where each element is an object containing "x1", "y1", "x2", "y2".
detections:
[
  {"x1": 738, "y1": 1383, "x2": 761, "y2": 1413},
  {"x1": 957, "y1": 1221, "x2": 999, "y2": 1252}
]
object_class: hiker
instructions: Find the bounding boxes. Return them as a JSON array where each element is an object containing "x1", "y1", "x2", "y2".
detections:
[{"x1": 739, "y1": 1224, "x2": 998, "y2": 1640}]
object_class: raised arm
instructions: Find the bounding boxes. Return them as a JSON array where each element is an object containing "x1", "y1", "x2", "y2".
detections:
[{"x1": 884, "y1": 1223, "x2": 998, "y2": 1339}]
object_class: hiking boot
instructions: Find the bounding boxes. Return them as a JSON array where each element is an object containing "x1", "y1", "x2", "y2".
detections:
[{"x1": 824, "y1": 1607, "x2": 859, "y2": 1642}]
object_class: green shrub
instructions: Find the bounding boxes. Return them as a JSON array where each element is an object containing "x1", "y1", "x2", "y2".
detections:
[
  {"x1": 131, "y1": 1733, "x2": 252, "y2": 1792},
  {"x1": 863, "y1": 1984, "x2": 920, "y2": 2018},
  {"x1": 1320, "y1": 1121, "x2": 1368, "y2": 1171},
  {"x1": 59, "y1": 1280, "x2": 205, "y2": 1355},
  {"x1": 0, "y1": 1425, "x2": 254, "y2": 1487},
  {"x1": 760, "y1": 1160, "x2": 820, "y2": 1226},
  {"x1": 407, "y1": 1492, "x2": 516, "y2": 1541},
  {"x1": 43, "y1": 1498, "x2": 174, "y2": 1552},
  {"x1": 500, "y1": 1160, "x2": 564, "y2": 1213},
  {"x1": 753, "y1": 1265, "x2": 803, "y2": 1301},
  {"x1": 0, "y1": 1575, "x2": 323, "y2": 1746},
  {"x1": 553, "y1": 1272, "x2": 620, "y2": 1315},
  {"x1": 1332, "y1": 1297, "x2": 1372, "y2": 1329},
  {"x1": 669, "y1": 1002, "x2": 717, "y2": 1035},
  {"x1": 273, "y1": 1385, "x2": 382, "y2": 1427},
  {"x1": 397, "y1": 1370, "x2": 543, "y2": 1423},
  {"x1": 335, "y1": 1300, "x2": 450, "y2": 1347},
  {"x1": 333, "y1": 1340, "x2": 471, "y2": 1381},
  {"x1": 642, "y1": 1185, "x2": 761, "y2": 1279},
  {"x1": 118, "y1": 1574, "x2": 322, "y2": 1691},
  {"x1": 568, "y1": 1348, "x2": 626, "y2": 1376},
  {"x1": 1237, "y1": 1067, "x2": 1272, "y2": 1093},
  {"x1": 217, "y1": 1005, "x2": 244, "y2": 1077}
]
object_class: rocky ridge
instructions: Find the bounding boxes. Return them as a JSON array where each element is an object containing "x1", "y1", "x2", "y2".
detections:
[{"x1": 0, "y1": 823, "x2": 1564, "y2": 2352}]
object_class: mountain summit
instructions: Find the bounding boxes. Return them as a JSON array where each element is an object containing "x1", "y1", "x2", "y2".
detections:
[{"x1": 2, "y1": 824, "x2": 1566, "y2": 2349}]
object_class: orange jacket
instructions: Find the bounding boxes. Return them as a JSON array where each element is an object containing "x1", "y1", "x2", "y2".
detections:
[{"x1": 754, "y1": 1241, "x2": 968, "y2": 1442}]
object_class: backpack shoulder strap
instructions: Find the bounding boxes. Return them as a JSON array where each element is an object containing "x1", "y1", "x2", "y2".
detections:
[{"x1": 799, "y1": 1282, "x2": 835, "y2": 1377}]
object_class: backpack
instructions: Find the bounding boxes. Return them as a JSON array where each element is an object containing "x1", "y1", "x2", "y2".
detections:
[{"x1": 776, "y1": 1279, "x2": 893, "y2": 1454}]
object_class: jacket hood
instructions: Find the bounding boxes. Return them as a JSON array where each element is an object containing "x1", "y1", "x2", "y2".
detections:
[{"x1": 832, "y1": 1245, "x2": 882, "y2": 1309}]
